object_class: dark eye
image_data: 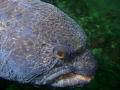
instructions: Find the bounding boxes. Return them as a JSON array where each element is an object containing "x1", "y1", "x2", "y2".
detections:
[
  {"x1": 54, "y1": 50, "x2": 65, "y2": 59},
  {"x1": 53, "y1": 46, "x2": 67, "y2": 59}
]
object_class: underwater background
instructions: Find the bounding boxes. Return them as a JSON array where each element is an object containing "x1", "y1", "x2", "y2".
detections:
[{"x1": 0, "y1": 0, "x2": 120, "y2": 90}]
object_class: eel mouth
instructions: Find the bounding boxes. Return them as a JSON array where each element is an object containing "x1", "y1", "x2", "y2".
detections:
[{"x1": 51, "y1": 72, "x2": 94, "y2": 87}]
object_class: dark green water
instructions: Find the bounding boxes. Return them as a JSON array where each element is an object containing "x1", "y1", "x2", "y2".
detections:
[{"x1": 0, "y1": 0, "x2": 120, "y2": 90}]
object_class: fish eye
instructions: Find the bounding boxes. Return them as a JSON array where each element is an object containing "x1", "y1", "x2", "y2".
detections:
[
  {"x1": 53, "y1": 46, "x2": 67, "y2": 59},
  {"x1": 54, "y1": 50, "x2": 65, "y2": 59}
]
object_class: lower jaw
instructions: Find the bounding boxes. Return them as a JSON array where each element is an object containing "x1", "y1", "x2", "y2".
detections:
[{"x1": 51, "y1": 72, "x2": 94, "y2": 88}]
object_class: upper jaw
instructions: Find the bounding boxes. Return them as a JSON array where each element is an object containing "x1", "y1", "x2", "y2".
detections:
[
  {"x1": 42, "y1": 67, "x2": 72, "y2": 85},
  {"x1": 43, "y1": 67, "x2": 94, "y2": 88}
]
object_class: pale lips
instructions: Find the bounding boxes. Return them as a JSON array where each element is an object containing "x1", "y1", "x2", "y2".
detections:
[{"x1": 51, "y1": 72, "x2": 94, "y2": 87}]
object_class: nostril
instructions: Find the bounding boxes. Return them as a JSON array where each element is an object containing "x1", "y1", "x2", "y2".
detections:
[{"x1": 75, "y1": 51, "x2": 82, "y2": 54}]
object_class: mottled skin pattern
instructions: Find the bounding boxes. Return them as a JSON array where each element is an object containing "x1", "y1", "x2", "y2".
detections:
[{"x1": 0, "y1": 0, "x2": 97, "y2": 88}]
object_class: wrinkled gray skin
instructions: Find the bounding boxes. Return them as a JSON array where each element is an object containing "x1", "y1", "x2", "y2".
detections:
[{"x1": 0, "y1": 0, "x2": 97, "y2": 88}]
